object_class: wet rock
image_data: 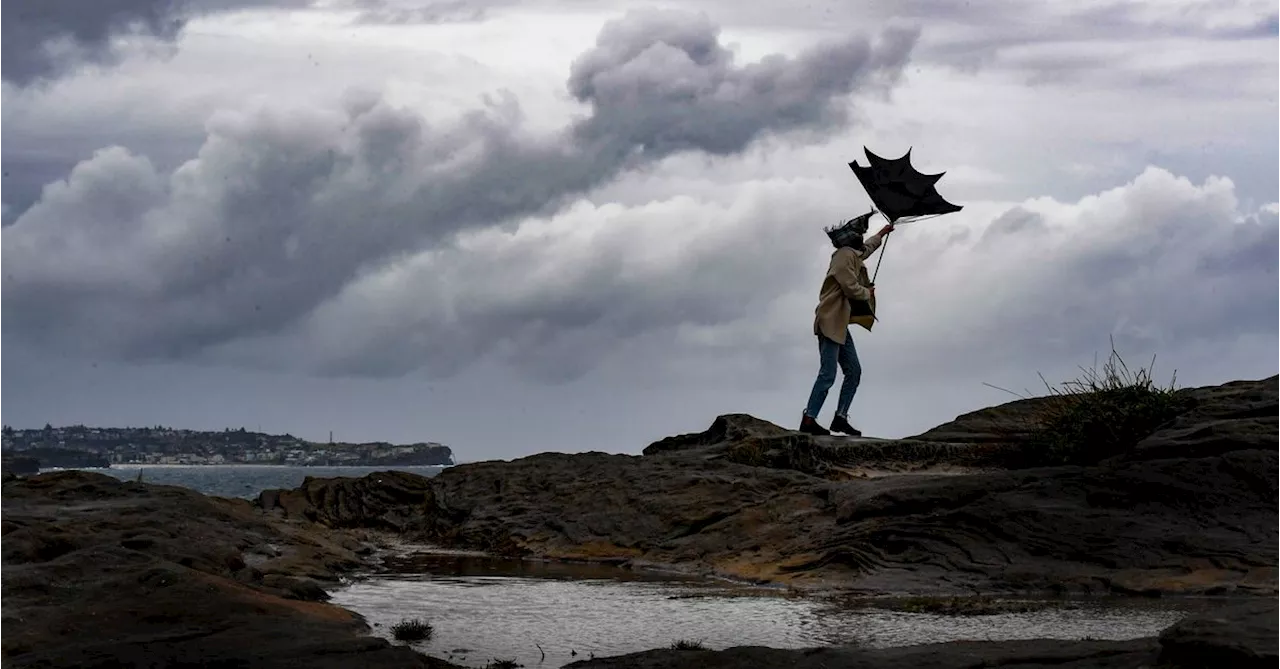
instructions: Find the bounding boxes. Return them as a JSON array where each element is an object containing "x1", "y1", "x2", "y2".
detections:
[
  {"x1": 565, "y1": 639, "x2": 1160, "y2": 669},
  {"x1": 1157, "y1": 600, "x2": 1277, "y2": 668},
  {"x1": 567, "y1": 600, "x2": 1278, "y2": 669},
  {"x1": 1, "y1": 471, "x2": 453, "y2": 668}
]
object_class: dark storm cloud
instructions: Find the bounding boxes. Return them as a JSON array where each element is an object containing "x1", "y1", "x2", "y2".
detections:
[
  {"x1": 2, "y1": 10, "x2": 919, "y2": 369},
  {"x1": 0, "y1": 0, "x2": 310, "y2": 86},
  {"x1": 3, "y1": 0, "x2": 180, "y2": 85},
  {"x1": 568, "y1": 11, "x2": 916, "y2": 156}
]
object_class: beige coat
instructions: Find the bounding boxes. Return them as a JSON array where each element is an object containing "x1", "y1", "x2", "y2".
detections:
[{"x1": 813, "y1": 234, "x2": 884, "y2": 343}]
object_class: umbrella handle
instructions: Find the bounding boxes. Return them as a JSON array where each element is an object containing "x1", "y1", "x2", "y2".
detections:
[{"x1": 870, "y1": 225, "x2": 891, "y2": 286}]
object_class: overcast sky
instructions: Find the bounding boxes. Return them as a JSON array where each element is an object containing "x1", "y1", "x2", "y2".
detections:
[{"x1": 2, "y1": 0, "x2": 1277, "y2": 460}]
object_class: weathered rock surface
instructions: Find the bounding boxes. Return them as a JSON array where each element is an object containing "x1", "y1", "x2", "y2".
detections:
[
  {"x1": 909, "y1": 377, "x2": 1279, "y2": 457},
  {"x1": 644, "y1": 413, "x2": 998, "y2": 476},
  {"x1": 643, "y1": 413, "x2": 794, "y2": 454},
  {"x1": 1126, "y1": 378, "x2": 1279, "y2": 461},
  {"x1": 1156, "y1": 600, "x2": 1278, "y2": 668},
  {"x1": 5, "y1": 376, "x2": 1276, "y2": 669},
  {"x1": 906, "y1": 395, "x2": 1048, "y2": 444},
  {"x1": 565, "y1": 600, "x2": 1278, "y2": 669},
  {"x1": 572, "y1": 641, "x2": 1157, "y2": 669},
  {"x1": 258, "y1": 469, "x2": 437, "y2": 532},
  {"x1": 1, "y1": 471, "x2": 454, "y2": 668},
  {"x1": 260, "y1": 376, "x2": 1278, "y2": 595}
]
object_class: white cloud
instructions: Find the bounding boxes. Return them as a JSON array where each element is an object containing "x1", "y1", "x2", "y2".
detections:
[{"x1": 874, "y1": 168, "x2": 1276, "y2": 367}]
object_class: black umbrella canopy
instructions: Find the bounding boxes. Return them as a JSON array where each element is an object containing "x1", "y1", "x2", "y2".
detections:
[{"x1": 848, "y1": 147, "x2": 962, "y2": 223}]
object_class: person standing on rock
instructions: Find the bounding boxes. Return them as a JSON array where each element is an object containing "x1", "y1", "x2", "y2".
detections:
[{"x1": 800, "y1": 213, "x2": 894, "y2": 437}]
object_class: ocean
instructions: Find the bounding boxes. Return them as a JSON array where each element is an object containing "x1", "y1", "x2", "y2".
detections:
[{"x1": 65, "y1": 464, "x2": 444, "y2": 499}]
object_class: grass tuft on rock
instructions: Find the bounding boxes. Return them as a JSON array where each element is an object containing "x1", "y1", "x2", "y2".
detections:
[
  {"x1": 1011, "y1": 341, "x2": 1186, "y2": 467},
  {"x1": 390, "y1": 617, "x2": 433, "y2": 642},
  {"x1": 670, "y1": 639, "x2": 708, "y2": 651}
]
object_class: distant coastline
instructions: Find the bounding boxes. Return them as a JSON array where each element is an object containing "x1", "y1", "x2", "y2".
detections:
[
  {"x1": 31, "y1": 463, "x2": 453, "y2": 471},
  {"x1": 1, "y1": 424, "x2": 455, "y2": 472}
]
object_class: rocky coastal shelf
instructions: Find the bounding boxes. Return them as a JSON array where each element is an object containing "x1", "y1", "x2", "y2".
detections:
[{"x1": 3, "y1": 375, "x2": 1275, "y2": 668}]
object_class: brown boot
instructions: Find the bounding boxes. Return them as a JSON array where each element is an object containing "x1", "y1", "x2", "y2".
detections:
[
  {"x1": 799, "y1": 414, "x2": 830, "y2": 436},
  {"x1": 830, "y1": 415, "x2": 862, "y2": 437}
]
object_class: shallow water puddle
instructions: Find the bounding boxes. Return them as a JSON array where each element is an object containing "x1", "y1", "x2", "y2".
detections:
[{"x1": 330, "y1": 555, "x2": 1192, "y2": 668}]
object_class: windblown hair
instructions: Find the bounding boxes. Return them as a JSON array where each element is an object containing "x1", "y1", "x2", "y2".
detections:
[{"x1": 825, "y1": 213, "x2": 871, "y2": 249}]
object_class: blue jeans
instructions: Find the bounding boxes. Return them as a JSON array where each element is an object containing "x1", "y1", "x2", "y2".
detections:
[{"x1": 804, "y1": 329, "x2": 861, "y2": 420}]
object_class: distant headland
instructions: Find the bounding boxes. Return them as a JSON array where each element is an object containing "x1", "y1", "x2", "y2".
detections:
[{"x1": 0, "y1": 424, "x2": 454, "y2": 470}]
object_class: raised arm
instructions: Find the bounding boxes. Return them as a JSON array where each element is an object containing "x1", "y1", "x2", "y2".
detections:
[{"x1": 858, "y1": 224, "x2": 895, "y2": 259}]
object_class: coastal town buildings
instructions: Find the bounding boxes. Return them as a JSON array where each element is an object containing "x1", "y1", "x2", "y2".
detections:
[{"x1": 1, "y1": 425, "x2": 454, "y2": 467}]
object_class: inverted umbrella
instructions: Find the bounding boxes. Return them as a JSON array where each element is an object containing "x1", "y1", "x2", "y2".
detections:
[{"x1": 848, "y1": 146, "x2": 963, "y2": 284}]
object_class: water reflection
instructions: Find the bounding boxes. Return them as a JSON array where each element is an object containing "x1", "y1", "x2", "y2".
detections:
[{"x1": 332, "y1": 554, "x2": 1193, "y2": 669}]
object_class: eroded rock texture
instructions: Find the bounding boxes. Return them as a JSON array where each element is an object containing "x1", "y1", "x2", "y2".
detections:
[
  {"x1": 1, "y1": 472, "x2": 451, "y2": 668},
  {"x1": 259, "y1": 376, "x2": 1278, "y2": 596}
]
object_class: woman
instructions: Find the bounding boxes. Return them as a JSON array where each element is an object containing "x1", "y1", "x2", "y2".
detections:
[{"x1": 800, "y1": 214, "x2": 894, "y2": 437}]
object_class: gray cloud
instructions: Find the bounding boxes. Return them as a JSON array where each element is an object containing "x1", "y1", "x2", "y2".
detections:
[
  {"x1": 873, "y1": 168, "x2": 1278, "y2": 382},
  {"x1": 263, "y1": 187, "x2": 831, "y2": 381},
  {"x1": 1211, "y1": 11, "x2": 1279, "y2": 39},
  {"x1": 908, "y1": 0, "x2": 1278, "y2": 82},
  {"x1": 568, "y1": 11, "x2": 916, "y2": 157},
  {"x1": 349, "y1": 0, "x2": 490, "y2": 24},
  {"x1": 2, "y1": 10, "x2": 919, "y2": 372},
  {"x1": 3, "y1": 0, "x2": 179, "y2": 86},
  {"x1": 74, "y1": 162, "x2": 1274, "y2": 395},
  {"x1": 0, "y1": 0, "x2": 309, "y2": 86},
  {"x1": 357, "y1": 0, "x2": 1279, "y2": 103}
]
